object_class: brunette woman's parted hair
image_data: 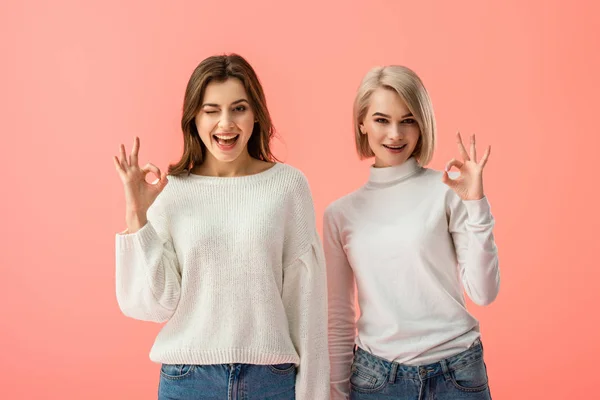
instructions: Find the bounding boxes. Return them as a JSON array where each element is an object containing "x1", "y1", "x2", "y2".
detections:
[{"x1": 169, "y1": 54, "x2": 277, "y2": 175}]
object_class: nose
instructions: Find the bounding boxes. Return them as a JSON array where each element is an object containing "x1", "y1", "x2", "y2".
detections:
[
  {"x1": 218, "y1": 112, "x2": 235, "y2": 130},
  {"x1": 388, "y1": 124, "x2": 403, "y2": 140}
]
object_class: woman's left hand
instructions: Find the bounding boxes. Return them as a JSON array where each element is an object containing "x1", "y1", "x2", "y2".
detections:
[{"x1": 442, "y1": 132, "x2": 491, "y2": 201}]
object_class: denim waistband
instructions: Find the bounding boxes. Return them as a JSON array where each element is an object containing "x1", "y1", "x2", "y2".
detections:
[{"x1": 353, "y1": 339, "x2": 484, "y2": 382}]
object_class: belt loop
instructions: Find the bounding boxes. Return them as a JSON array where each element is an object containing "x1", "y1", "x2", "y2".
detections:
[
  {"x1": 388, "y1": 362, "x2": 398, "y2": 384},
  {"x1": 440, "y1": 359, "x2": 451, "y2": 381}
]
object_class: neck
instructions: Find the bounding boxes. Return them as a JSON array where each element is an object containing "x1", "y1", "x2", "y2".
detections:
[{"x1": 193, "y1": 151, "x2": 255, "y2": 177}]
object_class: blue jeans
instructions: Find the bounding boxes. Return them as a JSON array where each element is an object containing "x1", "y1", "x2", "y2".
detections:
[
  {"x1": 158, "y1": 363, "x2": 296, "y2": 400},
  {"x1": 350, "y1": 339, "x2": 492, "y2": 399}
]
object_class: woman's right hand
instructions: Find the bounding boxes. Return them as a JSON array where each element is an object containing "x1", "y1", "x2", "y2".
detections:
[{"x1": 113, "y1": 137, "x2": 168, "y2": 233}]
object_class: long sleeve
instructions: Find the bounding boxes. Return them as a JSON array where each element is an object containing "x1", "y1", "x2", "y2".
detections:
[
  {"x1": 323, "y1": 207, "x2": 356, "y2": 400},
  {"x1": 448, "y1": 194, "x2": 500, "y2": 306},
  {"x1": 115, "y1": 192, "x2": 182, "y2": 322},
  {"x1": 281, "y1": 239, "x2": 330, "y2": 400},
  {"x1": 110, "y1": 164, "x2": 342, "y2": 369}
]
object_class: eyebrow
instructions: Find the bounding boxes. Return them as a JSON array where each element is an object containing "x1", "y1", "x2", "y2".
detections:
[
  {"x1": 372, "y1": 112, "x2": 413, "y2": 119},
  {"x1": 201, "y1": 99, "x2": 249, "y2": 108}
]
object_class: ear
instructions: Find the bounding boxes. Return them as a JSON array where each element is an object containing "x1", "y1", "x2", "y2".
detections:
[{"x1": 359, "y1": 123, "x2": 366, "y2": 134}]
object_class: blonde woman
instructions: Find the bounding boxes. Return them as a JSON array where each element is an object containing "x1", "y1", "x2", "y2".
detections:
[{"x1": 324, "y1": 65, "x2": 499, "y2": 399}]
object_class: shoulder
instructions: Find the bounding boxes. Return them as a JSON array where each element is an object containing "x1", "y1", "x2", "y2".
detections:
[
  {"x1": 271, "y1": 163, "x2": 314, "y2": 202},
  {"x1": 163, "y1": 172, "x2": 192, "y2": 188},
  {"x1": 418, "y1": 167, "x2": 460, "y2": 195},
  {"x1": 270, "y1": 164, "x2": 320, "y2": 233},
  {"x1": 417, "y1": 168, "x2": 465, "y2": 211},
  {"x1": 274, "y1": 163, "x2": 310, "y2": 188},
  {"x1": 143, "y1": 175, "x2": 182, "y2": 221},
  {"x1": 156, "y1": 174, "x2": 189, "y2": 203},
  {"x1": 324, "y1": 186, "x2": 364, "y2": 225},
  {"x1": 148, "y1": 173, "x2": 201, "y2": 215}
]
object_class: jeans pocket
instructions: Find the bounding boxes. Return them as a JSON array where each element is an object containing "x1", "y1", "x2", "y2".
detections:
[
  {"x1": 349, "y1": 363, "x2": 387, "y2": 393},
  {"x1": 268, "y1": 363, "x2": 296, "y2": 375},
  {"x1": 449, "y1": 357, "x2": 489, "y2": 392},
  {"x1": 160, "y1": 364, "x2": 195, "y2": 380}
]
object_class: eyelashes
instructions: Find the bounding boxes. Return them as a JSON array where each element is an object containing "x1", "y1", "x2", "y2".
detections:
[
  {"x1": 204, "y1": 105, "x2": 247, "y2": 114},
  {"x1": 374, "y1": 118, "x2": 416, "y2": 124}
]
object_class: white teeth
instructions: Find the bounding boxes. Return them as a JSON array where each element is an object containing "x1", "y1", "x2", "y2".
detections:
[{"x1": 215, "y1": 134, "x2": 238, "y2": 140}]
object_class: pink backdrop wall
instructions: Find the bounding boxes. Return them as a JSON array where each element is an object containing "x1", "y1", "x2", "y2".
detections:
[{"x1": 1, "y1": 0, "x2": 598, "y2": 398}]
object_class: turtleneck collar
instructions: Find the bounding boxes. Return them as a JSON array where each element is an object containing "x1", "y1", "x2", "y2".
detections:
[{"x1": 368, "y1": 157, "x2": 422, "y2": 184}]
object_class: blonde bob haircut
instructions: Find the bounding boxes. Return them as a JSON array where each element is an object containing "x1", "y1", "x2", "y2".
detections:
[{"x1": 353, "y1": 65, "x2": 436, "y2": 166}]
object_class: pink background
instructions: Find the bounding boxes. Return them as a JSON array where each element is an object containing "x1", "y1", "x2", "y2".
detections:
[{"x1": 1, "y1": 0, "x2": 598, "y2": 398}]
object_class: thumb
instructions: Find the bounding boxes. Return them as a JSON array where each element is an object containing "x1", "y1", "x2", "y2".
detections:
[
  {"x1": 157, "y1": 172, "x2": 168, "y2": 190},
  {"x1": 442, "y1": 170, "x2": 457, "y2": 188},
  {"x1": 150, "y1": 172, "x2": 168, "y2": 189}
]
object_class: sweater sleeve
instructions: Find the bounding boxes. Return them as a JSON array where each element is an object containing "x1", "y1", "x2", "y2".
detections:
[
  {"x1": 323, "y1": 205, "x2": 356, "y2": 400},
  {"x1": 115, "y1": 189, "x2": 182, "y2": 322},
  {"x1": 280, "y1": 171, "x2": 330, "y2": 400},
  {"x1": 447, "y1": 193, "x2": 500, "y2": 306},
  {"x1": 282, "y1": 238, "x2": 330, "y2": 400}
]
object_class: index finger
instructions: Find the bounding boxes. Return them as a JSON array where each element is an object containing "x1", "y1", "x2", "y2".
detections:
[{"x1": 141, "y1": 162, "x2": 161, "y2": 182}]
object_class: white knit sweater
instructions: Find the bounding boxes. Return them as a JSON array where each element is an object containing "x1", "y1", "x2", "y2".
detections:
[{"x1": 115, "y1": 163, "x2": 329, "y2": 399}]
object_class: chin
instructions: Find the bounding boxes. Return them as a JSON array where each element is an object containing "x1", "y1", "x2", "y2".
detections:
[
  {"x1": 214, "y1": 153, "x2": 243, "y2": 163},
  {"x1": 204, "y1": 144, "x2": 245, "y2": 162}
]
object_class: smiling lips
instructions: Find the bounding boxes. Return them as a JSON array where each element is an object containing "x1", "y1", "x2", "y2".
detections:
[
  {"x1": 213, "y1": 133, "x2": 240, "y2": 150},
  {"x1": 383, "y1": 143, "x2": 407, "y2": 153}
]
